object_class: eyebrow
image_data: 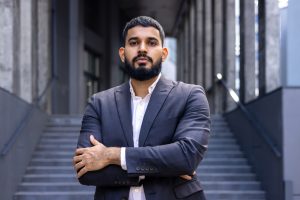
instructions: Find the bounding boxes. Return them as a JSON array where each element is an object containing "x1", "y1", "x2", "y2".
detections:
[
  {"x1": 127, "y1": 37, "x2": 159, "y2": 42},
  {"x1": 128, "y1": 37, "x2": 138, "y2": 41}
]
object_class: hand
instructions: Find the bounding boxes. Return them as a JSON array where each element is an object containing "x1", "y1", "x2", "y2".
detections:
[
  {"x1": 73, "y1": 135, "x2": 110, "y2": 178},
  {"x1": 180, "y1": 171, "x2": 196, "y2": 180}
]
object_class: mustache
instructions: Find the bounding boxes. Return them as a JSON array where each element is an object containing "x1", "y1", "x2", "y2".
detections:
[{"x1": 132, "y1": 54, "x2": 153, "y2": 63}]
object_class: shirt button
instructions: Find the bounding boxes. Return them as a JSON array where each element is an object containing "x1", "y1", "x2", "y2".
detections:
[{"x1": 134, "y1": 188, "x2": 139, "y2": 192}]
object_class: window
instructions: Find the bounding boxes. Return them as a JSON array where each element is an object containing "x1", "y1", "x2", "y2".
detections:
[{"x1": 83, "y1": 49, "x2": 101, "y2": 101}]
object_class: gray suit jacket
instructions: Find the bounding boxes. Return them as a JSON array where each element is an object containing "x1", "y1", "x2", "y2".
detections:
[{"x1": 77, "y1": 77, "x2": 210, "y2": 200}]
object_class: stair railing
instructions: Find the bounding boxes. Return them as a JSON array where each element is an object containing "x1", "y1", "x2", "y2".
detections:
[{"x1": 215, "y1": 73, "x2": 281, "y2": 158}]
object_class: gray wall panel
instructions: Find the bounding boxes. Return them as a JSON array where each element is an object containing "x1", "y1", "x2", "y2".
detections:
[
  {"x1": 0, "y1": 88, "x2": 47, "y2": 200},
  {"x1": 283, "y1": 88, "x2": 300, "y2": 199}
]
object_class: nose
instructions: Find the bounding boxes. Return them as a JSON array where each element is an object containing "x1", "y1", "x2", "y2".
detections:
[{"x1": 138, "y1": 41, "x2": 147, "y2": 53}]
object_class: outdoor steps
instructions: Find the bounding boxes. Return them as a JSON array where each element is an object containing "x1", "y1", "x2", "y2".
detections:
[
  {"x1": 198, "y1": 115, "x2": 266, "y2": 200},
  {"x1": 14, "y1": 115, "x2": 266, "y2": 200},
  {"x1": 14, "y1": 115, "x2": 94, "y2": 200}
]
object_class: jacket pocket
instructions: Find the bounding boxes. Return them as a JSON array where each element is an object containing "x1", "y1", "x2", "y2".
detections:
[{"x1": 173, "y1": 177, "x2": 203, "y2": 199}]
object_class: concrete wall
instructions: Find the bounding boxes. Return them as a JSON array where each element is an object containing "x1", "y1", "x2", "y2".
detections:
[
  {"x1": 282, "y1": 88, "x2": 300, "y2": 200},
  {"x1": 0, "y1": 88, "x2": 47, "y2": 200},
  {"x1": 0, "y1": 0, "x2": 51, "y2": 106},
  {"x1": 225, "y1": 89, "x2": 284, "y2": 200}
]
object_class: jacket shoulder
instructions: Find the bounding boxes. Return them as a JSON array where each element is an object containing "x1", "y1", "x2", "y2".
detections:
[
  {"x1": 92, "y1": 82, "x2": 128, "y2": 99},
  {"x1": 174, "y1": 81, "x2": 206, "y2": 95}
]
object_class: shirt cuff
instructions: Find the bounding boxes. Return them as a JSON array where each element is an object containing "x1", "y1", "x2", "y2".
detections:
[{"x1": 120, "y1": 147, "x2": 127, "y2": 170}]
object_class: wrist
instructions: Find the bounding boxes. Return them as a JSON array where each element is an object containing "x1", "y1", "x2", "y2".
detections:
[{"x1": 106, "y1": 147, "x2": 121, "y2": 165}]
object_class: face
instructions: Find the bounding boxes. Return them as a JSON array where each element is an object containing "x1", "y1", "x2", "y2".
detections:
[{"x1": 119, "y1": 26, "x2": 168, "y2": 81}]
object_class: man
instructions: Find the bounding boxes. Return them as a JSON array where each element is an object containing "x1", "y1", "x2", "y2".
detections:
[{"x1": 73, "y1": 16, "x2": 210, "y2": 200}]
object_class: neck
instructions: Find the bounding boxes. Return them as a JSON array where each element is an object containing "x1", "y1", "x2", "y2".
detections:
[{"x1": 131, "y1": 76, "x2": 159, "y2": 98}]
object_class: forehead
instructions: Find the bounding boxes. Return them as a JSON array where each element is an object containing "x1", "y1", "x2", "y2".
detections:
[{"x1": 126, "y1": 26, "x2": 161, "y2": 41}]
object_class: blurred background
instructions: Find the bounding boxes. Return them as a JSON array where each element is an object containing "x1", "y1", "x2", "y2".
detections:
[{"x1": 0, "y1": 0, "x2": 299, "y2": 199}]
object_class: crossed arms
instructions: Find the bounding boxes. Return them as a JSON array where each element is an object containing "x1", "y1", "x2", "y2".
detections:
[{"x1": 73, "y1": 86, "x2": 210, "y2": 187}]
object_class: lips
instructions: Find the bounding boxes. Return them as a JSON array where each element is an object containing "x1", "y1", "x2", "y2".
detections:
[{"x1": 133, "y1": 56, "x2": 152, "y2": 65}]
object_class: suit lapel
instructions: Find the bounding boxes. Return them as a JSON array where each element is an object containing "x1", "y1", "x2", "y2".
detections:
[
  {"x1": 115, "y1": 82, "x2": 134, "y2": 147},
  {"x1": 139, "y1": 77, "x2": 175, "y2": 146}
]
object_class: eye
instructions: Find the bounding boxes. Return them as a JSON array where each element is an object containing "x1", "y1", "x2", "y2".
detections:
[
  {"x1": 129, "y1": 41, "x2": 138, "y2": 46},
  {"x1": 149, "y1": 40, "x2": 158, "y2": 46}
]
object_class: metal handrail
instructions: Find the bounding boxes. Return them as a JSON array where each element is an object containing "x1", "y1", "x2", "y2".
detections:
[
  {"x1": 0, "y1": 77, "x2": 56, "y2": 156},
  {"x1": 216, "y1": 73, "x2": 281, "y2": 158}
]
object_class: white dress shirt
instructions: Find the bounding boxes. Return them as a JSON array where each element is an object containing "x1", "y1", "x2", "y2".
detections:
[{"x1": 120, "y1": 73, "x2": 161, "y2": 200}]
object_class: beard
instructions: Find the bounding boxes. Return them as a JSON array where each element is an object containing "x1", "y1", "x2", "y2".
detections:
[{"x1": 124, "y1": 55, "x2": 162, "y2": 81}]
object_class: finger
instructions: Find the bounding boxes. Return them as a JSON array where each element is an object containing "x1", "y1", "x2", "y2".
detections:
[
  {"x1": 75, "y1": 148, "x2": 86, "y2": 155},
  {"x1": 90, "y1": 135, "x2": 100, "y2": 145},
  {"x1": 74, "y1": 160, "x2": 85, "y2": 171},
  {"x1": 77, "y1": 166, "x2": 88, "y2": 178},
  {"x1": 180, "y1": 175, "x2": 192, "y2": 180},
  {"x1": 73, "y1": 155, "x2": 83, "y2": 165}
]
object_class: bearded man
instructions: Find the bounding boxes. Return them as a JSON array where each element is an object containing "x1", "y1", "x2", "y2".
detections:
[{"x1": 73, "y1": 16, "x2": 210, "y2": 200}]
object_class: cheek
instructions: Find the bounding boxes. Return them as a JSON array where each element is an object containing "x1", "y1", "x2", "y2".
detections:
[
  {"x1": 151, "y1": 51, "x2": 163, "y2": 61},
  {"x1": 124, "y1": 52, "x2": 134, "y2": 61}
]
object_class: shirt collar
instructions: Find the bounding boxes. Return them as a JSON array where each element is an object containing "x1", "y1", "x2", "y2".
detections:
[{"x1": 129, "y1": 73, "x2": 161, "y2": 97}]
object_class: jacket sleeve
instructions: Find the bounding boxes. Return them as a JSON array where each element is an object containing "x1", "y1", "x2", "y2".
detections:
[
  {"x1": 125, "y1": 85, "x2": 210, "y2": 177},
  {"x1": 76, "y1": 95, "x2": 139, "y2": 187}
]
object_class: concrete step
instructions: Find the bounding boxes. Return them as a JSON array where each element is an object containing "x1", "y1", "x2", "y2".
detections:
[
  {"x1": 207, "y1": 145, "x2": 240, "y2": 151},
  {"x1": 201, "y1": 158, "x2": 248, "y2": 165},
  {"x1": 211, "y1": 127, "x2": 231, "y2": 132},
  {"x1": 13, "y1": 191, "x2": 93, "y2": 200},
  {"x1": 33, "y1": 152, "x2": 74, "y2": 159},
  {"x1": 198, "y1": 173, "x2": 256, "y2": 181},
  {"x1": 39, "y1": 138, "x2": 78, "y2": 145},
  {"x1": 36, "y1": 144, "x2": 77, "y2": 151},
  {"x1": 26, "y1": 166, "x2": 75, "y2": 174},
  {"x1": 209, "y1": 133, "x2": 234, "y2": 138},
  {"x1": 44, "y1": 127, "x2": 80, "y2": 132},
  {"x1": 202, "y1": 181, "x2": 262, "y2": 191},
  {"x1": 205, "y1": 151, "x2": 245, "y2": 158},
  {"x1": 197, "y1": 165, "x2": 252, "y2": 173},
  {"x1": 47, "y1": 116, "x2": 82, "y2": 125},
  {"x1": 30, "y1": 158, "x2": 72, "y2": 166},
  {"x1": 22, "y1": 174, "x2": 77, "y2": 182},
  {"x1": 205, "y1": 190, "x2": 265, "y2": 200},
  {"x1": 208, "y1": 139, "x2": 237, "y2": 145},
  {"x1": 42, "y1": 133, "x2": 79, "y2": 138}
]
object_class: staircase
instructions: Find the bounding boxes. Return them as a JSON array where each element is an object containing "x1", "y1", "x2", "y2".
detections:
[
  {"x1": 14, "y1": 115, "x2": 94, "y2": 200},
  {"x1": 14, "y1": 115, "x2": 266, "y2": 200},
  {"x1": 198, "y1": 115, "x2": 266, "y2": 200}
]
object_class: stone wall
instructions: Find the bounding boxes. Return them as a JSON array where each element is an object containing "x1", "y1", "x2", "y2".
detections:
[{"x1": 0, "y1": 0, "x2": 51, "y2": 107}]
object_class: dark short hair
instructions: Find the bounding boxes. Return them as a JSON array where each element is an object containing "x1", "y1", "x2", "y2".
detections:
[{"x1": 122, "y1": 16, "x2": 165, "y2": 46}]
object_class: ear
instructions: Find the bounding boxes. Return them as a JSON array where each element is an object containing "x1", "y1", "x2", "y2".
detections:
[
  {"x1": 162, "y1": 47, "x2": 169, "y2": 62},
  {"x1": 119, "y1": 47, "x2": 125, "y2": 63}
]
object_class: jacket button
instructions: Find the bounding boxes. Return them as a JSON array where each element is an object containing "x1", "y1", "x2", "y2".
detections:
[
  {"x1": 121, "y1": 197, "x2": 128, "y2": 200},
  {"x1": 136, "y1": 167, "x2": 140, "y2": 171}
]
